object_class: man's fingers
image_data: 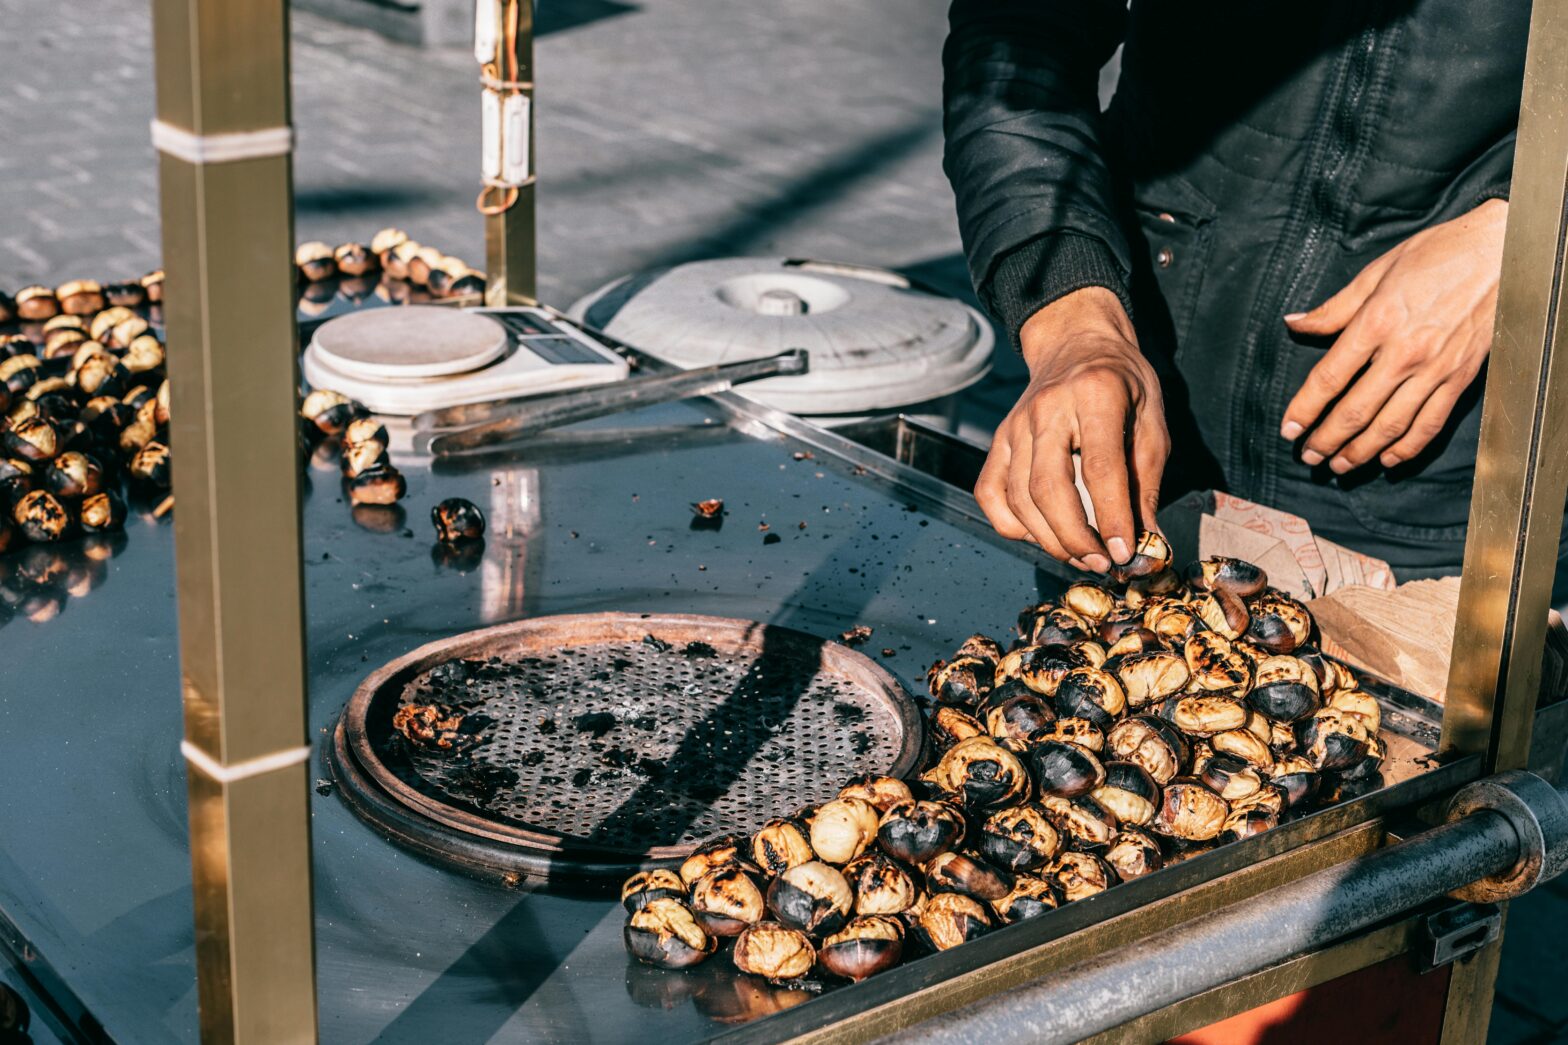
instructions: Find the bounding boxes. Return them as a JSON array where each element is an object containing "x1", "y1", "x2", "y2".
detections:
[
  {"x1": 1283, "y1": 251, "x2": 1395, "y2": 336},
  {"x1": 975, "y1": 437, "x2": 1029, "y2": 541},
  {"x1": 1076, "y1": 408, "x2": 1136, "y2": 565},
  {"x1": 1004, "y1": 436, "x2": 1075, "y2": 563},
  {"x1": 1130, "y1": 414, "x2": 1170, "y2": 532},
  {"x1": 1299, "y1": 353, "x2": 1406, "y2": 468},
  {"x1": 1030, "y1": 434, "x2": 1111, "y2": 572},
  {"x1": 1379, "y1": 383, "x2": 1464, "y2": 468},
  {"x1": 1323, "y1": 376, "x2": 1431, "y2": 472},
  {"x1": 1281, "y1": 311, "x2": 1383, "y2": 442}
]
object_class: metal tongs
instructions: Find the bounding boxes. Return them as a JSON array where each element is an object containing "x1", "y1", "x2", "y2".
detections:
[{"x1": 416, "y1": 348, "x2": 809, "y2": 456}]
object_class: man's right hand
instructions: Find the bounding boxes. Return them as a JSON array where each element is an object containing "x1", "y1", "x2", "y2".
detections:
[{"x1": 975, "y1": 287, "x2": 1170, "y2": 574}]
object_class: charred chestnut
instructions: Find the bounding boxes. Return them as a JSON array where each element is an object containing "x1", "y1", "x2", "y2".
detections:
[
  {"x1": 927, "y1": 655, "x2": 993, "y2": 706},
  {"x1": 1184, "y1": 631, "x2": 1252, "y2": 692},
  {"x1": 341, "y1": 440, "x2": 390, "y2": 479},
  {"x1": 1190, "y1": 589, "x2": 1251, "y2": 640},
  {"x1": 1150, "y1": 779, "x2": 1229, "y2": 841},
  {"x1": 1297, "y1": 709, "x2": 1371, "y2": 771},
  {"x1": 300, "y1": 389, "x2": 367, "y2": 435},
  {"x1": 921, "y1": 736, "x2": 1030, "y2": 810},
  {"x1": 1328, "y1": 688, "x2": 1382, "y2": 733},
  {"x1": 1198, "y1": 752, "x2": 1264, "y2": 802},
  {"x1": 130, "y1": 441, "x2": 172, "y2": 488},
  {"x1": 0, "y1": 458, "x2": 34, "y2": 511},
  {"x1": 0, "y1": 355, "x2": 41, "y2": 398},
  {"x1": 333, "y1": 242, "x2": 379, "y2": 277},
  {"x1": 1029, "y1": 716, "x2": 1106, "y2": 753},
  {"x1": 347, "y1": 466, "x2": 406, "y2": 506},
  {"x1": 1123, "y1": 567, "x2": 1184, "y2": 609},
  {"x1": 806, "y1": 797, "x2": 880, "y2": 865},
  {"x1": 1046, "y1": 851, "x2": 1116, "y2": 903},
  {"x1": 925, "y1": 850, "x2": 1013, "y2": 901},
  {"x1": 1210, "y1": 727, "x2": 1274, "y2": 770},
  {"x1": 294, "y1": 241, "x2": 338, "y2": 282},
  {"x1": 104, "y1": 280, "x2": 147, "y2": 308},
  {"x1": 766, "y1": 860, "x2": 853, "y2": 936},
  {"x1": 1092, "y1": 760, "x2": 1160, "y2": 826},
  {"x1": 690, "y1": 865, "x2": 767, "y2": 936},
  {"x1": 1053, "y1": 666, "x2": 1127, "y2": 729},
  {"x1": 751, "y1": 818, "x2": 816, "y2": 876},
  {"x1": 913, "y1": 891, "x2": 991, "y2": 952},
  {"x1": 1106, "y1": 715, "x2": 1188, "y2": 786},
  {"x1": 621, "y1": 868, "x2": 687, "y2": 913},
  {"x1": 74, "y1": 353, "x2": 129, "y2": 399},
  {"x1": 1247, "y1": 592, "x2": 1314, "y2": 654},
  {"x1": 625, "y1": 898, "x2": 716, "y2": 970},
  {"x1": 44, "y1": 451, "x2": 103, "y2": 499},
  {"x1": 432, "y1": 497, "x2": 487, "y2": 543},
  {"x1": 1165, "y1": 693, "x2": 1248, "y2": 737},
  {"x1": 1020, "y1": 605, "x2": 1092, "y2": 646},
  {"x1": 1062, "y1": 582, "x2": 1116, "y2": 625},
  {"x1": 1230, "y1": 784, "x2": 1287, "y2": 818},
  {"x1": 1145, "y1": 600, "x2": 1204, "y2": 647},
  {"x1": 1105, "y1": 828, "x2": 1165, "y2": 881},
  {"x1": 1037, "y1": 793, "x2": 1119, "y2": 848},
  {"x1": 978, "y1": 804, "x2": 1061, "y2": 872},
  {"x1": 1109, "y1": 530, "x2": 1173, "y2": 584},
  {"x1": 931, "y1": 705, "x2": 987, "y2": 751},
  {"x1": 141, "y1": 269, "x2": 165, "y2": 302},
  {"x1": 877, "y1": 800, "x2": 966, "y2": 865},
  {"x1": 1115, "y1": 650, "x2": 1190, "y2": 708},
  {"x1": 956, "y1": 633, "x2": 1004, "y2": 665},
  {"x1": 680, "y1": 833, "x2": 749, "y2": 886},
  {"x1": 984, "y1": 691, "x2": 1056, "y2": 748},
  {"x1": 844, "y1": 852, "x2": 920, "y2": 915},
  {"x1": 14, "y1": 285, "x2": 59, "y2": 321},
  {"x1": 818, "y1": 916, "x2": 903, "y2": 982},
  {"x1": 1184, "y1": 557, "x2": 1267, "y2": 599},
  {"x1": 3, "y1": 416, "x2": 58, "y2": 463},
  {"x1": 839, "y1": 774, "x2": 913, "y2": 813},
  {"x1": 991, "y1": 875, "x2": 1058, "y2": 923},
  {"x1": 56, "y1": 279, "x2": 105, "y2": 316},
  {"x1": 342, "y1": 417, "x2": 389, "y2": 451},
  {"x1": 13, "y1": 489, "x2": 70, "y2": 542},
  {"x1": 1070, "y1": 639, "x2": 1108, "y2": 667},
  {"x1": 1219, "y1": 807, "x2": 1278, "y2": 844},
  {"x1": 1003, "y1": 642, "x2": 1089, "y2": 696},
  {"x1": 1028, "y1": 739, "x2": 1105, "y2": 799},
  {"x1": 1247, "y1": 654, "x2": 1321, "y2": 722}
]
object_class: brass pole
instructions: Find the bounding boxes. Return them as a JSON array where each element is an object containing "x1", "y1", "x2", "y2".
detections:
[
  {"x1": 1442, "y1": 0, "x2": 1568, "y2": 771},
  {"x1": 484, "y1": 0, "x2": 538, "y2": 306},
  {"x1": 150, "y1": 0, "x2": 319, "y2": 1041}
]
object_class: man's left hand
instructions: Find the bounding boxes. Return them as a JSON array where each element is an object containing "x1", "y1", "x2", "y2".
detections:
[{"x1": 1280, "y1": 197, "x2": 1508, "y2": 472}]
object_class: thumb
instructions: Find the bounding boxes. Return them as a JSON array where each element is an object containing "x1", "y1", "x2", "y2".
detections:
[{"x1": 1284, "y1": 253, "x2": 1394, "y2": 335}]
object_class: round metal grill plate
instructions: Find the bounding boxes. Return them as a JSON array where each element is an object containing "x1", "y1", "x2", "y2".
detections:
[{"x1": 333, "y1": 612, "x2": 922, "y2": 880}]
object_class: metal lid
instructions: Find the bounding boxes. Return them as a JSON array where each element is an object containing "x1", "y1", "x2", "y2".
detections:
[
  {"x1": 568, "y1": 257, "x2": 994, "y2": 415},
  {"x1": 312, "y1": 305, "x2": 509, "y2": 380}
]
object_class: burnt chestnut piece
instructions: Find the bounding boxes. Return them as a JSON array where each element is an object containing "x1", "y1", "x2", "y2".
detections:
[
  {"x1": 806, "y1": 797, "x2": 880, "y2": 865},
  {"x1": 1028, "y1": 739, "x2": 1105, "y2": 799},
  {"x1": 984, "y1": 691, "x2": 1056, "y2": 748},
  {"x1": 1328, "y1": 688, "x2": 1383, "y2": 733},
  {"x1": 334, "y1": 242, "x2": 379, "y2": 277},
  {"x1": 341, "y1": 440, "x2": 390, "y2": 479},
  {"x1": 978, "y1": 804, "x2": 1061, "y2": 872},
  {"x1": 1199, "y1": 752, "x2": 1264, "y2": 802},
  {"x1": 1092, "y1": 761, "x2": 1161, "y2": 826},
  {"x1": 3, "y1": 417, "x2": 58, "y2": 463},
  {"x1": 74, "y1": 353, "x2": 129, "y2": 399},
  {"x1": 839, "y1": 774, "x2": 913, "y2": 813},
  {"x1": 876, "y1": 800, "x2": 966, "y2": 865},
  {"x1": 991, "y1": 875, "x2": 1059, "y2": 923},
  {"x1": 621, "y1": 868, "x2": 686, "y2": 913},
  {"x1": 300, "y1": 389, "x2": 367, "y2": 435},
  {"x1": 1184, "y1": 631, "x2": 1252, "y2": 692},
  {"x1": 844, "y1": 852, "x2": 920, "y2": 915},
  {"x1": 1046, "y1": 851, "x2": 1116, "y2": 903},
  {"x1": 1185, "y1": 557, "x2": 1268, "y2": 599},
  {"x1": 818, "y1": 916, "x2": 904, "y2": 982},
  {"x1": 1020, "y1": 605, "x2": 1092, "y2": 646},
  {"x1": 751, "y1": 818, "x2": 816, "y2": 876},
  {"x1": 927, "y1": 655, "x2": 993, "y2": 706},
  {"x1": 0, "y1": 458, "x2": 34, "y2": 510},
  {"x1": 450, "y1": 272, "x2": 487, "y2": 297},
  {"x1": 408, "y1": 246, "x2": 445, "y2": 286},
  {"x1": 1003, "y1": 643, "x2": 1089, "y2": 696},
  {"x1": 1151, "y1": 779, "x2": 1230, "y2": 841},
  {"x1": 294, "y1": 241, "x2": 338, "y2": 282},
  {"x1": 1211, "y1": 727, "x2": 1275, "y2": 772},
  {"x1": 925, "y1": 850, "x2": 1013, "y2": 902},
  {"x1": 44, "y1": 451, "x2": 103, "y2": 499},
  {"x1": 913, "y1": 892, "x2": 991, "y2": 952},
  {"x1": 371, "y1": 227, "x2": 410, "y2": 256},
  {"x1": 432, "y1": 497, "x2": 487, "y2": 543},
  {"x1": 1115, "y1": 650, "x2": 1190, "y2": 708},
  {"x1": 1098, "y1": 611, "x2": 1146, "y2": 645},
  {"x1": 130, "y1": 441, "x2": 172, "y2": 488},
  {"x1": 1029, "y1": 716, "x2": 1106, "y2": 753},
  {"x1": 385, "y1": 240, "x2": 422, "y2": 280},
  {"x1": 680, "y1": 833, "x2": 748, "y2": 886},
  {"x1": 956, "y1": 633, "x2": 1004, "y2": 665},
  {"x1": 0, "y1": 355, "x2": 42, "y2": 397},
  {"x1": 141, "y1": 269, "x2": 165, "y2": 302},
  {"x1": 15, "y1": 286, "x2": 59, "y2": 321},
  {"x1": 1062, "y1": 581, "x2": 1116, "y2": 624},
  {"x1": 690, "y1": 865, "x2": 767, "y2": 936},
  {"x1": 1109, "y1": 530, "x2": 1173, "y2": 584},
  {"x1": 1165, "y1": 694, "x2": 1249, "y2": 737},
  {"x1": 766, "y1": 861, "x2": 853, "y2": 936},
  {"x1": 931, "y1": 706, "x2": 986, "y2": 750},
  {"x1": 1123, "y1": 567, "x2": 1184, "y2": 610},
  {"x1": 1297, "y1": 709, "x2": 1372, "y2": 771},
  {"x1": 104, "y1": 280, "x2": 147, "y2": 308},
  {"x1": 1145, "y1": 600, "x2": 1204, "y2": 647},
  {"x1": 921, "y1": 737, "x2": 1030, "y2": 810},
  {"x1": 1053, "y1": 666, "x2": 1127, "y2": 729},
  {"x1": 1070, "y1": 639, "x2": 1108, "y2": 668},
  {"x1": 1247, "y1": 592, "x2": 1314, "y2": 654},
  {"x1": 1107, "y1": 715, "x2": 1188, "y2": 786},
  {"x1": 1190, "y1": 589, "x2": 1251, "y2": 640},
  {"x1": 1230, "y1": 784, "x2": 1287, "y2": 818},
  {"x1": 343, "y1": 417, "x2": 390, "y2": 451},
  {"x1": 13, "y1": 489, "x2": 69, "y2": 543},
  {"x1": 1105, "y1": 828, "x2": 1165, "y2": 881},
  {"x1": 57, "y1": 279, "x2": 105, "y2": 316},
  {"x1": 1248, "y1": 655, "x2": 1322, "y2": 722},
  {"x1": 1220, "y1": 808, "x2": 1279, "y2": 844},
  {"x1": 347, "y1": 466, "x2": 406, "y2": 506},
  {"x1": 625, "y1": 898, "x2": 716, "y2": 970},
  {"x1": 1038, "y1": 793, "x2": 1119, "y2": 848}
]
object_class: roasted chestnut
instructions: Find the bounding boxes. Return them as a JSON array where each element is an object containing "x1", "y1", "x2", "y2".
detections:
[
  {"x1": 428, "y1": 497, "x2": 486, "y2": 544},
  {"x1": 1020, "y1": 605, "x2": 1092, "y2": 646},
  {"x1": 877, "y1": 800, "x2": 966, "y2": 865},
  {"x1": 43, "y1": 451, "x2": 103, "y2": 499},
  {"x1": 1247, "y1": 654, "x2": 1321, "y2": 722},
  {"x1": 621, "y1": 868, "x2": 687, "y2": 913},
  {"x1": 1030, "y1": 715, "x2": 1106, "y2": 753},
  {"x1": 12, "y1": 489, "x2": 69, "y2": 542},
  {"x1": 912, "y1": 891, "x2": 991, "y2": 951},
  {"x1": 370, "y1": 227, "x2": 409, "y2": 256},
  {"x1": 1150, "y1": 779, "x2": 1229, "y2": 841},
  {"x1": 751, "y1": 818, "x2": 816, "y2": 876},
  {"x1": 449, "y1": 272, "x2": 487, "y2": 298},
  {"x1": 1098, "y1": 611, "x2": 1146, "y2": 645},
  {"x1": 1297, "y1": 708, "x2": 1371, "y2": 771},
  {"x1": 346, "y1": 466, "x2": 406, "y2": 506},
  {"x1": 1062, "y1": 581, "x2": 1116, "y2": 624},
  {"x1": 1104, "y1": 827, "x2": 1165, "y2": 880},
  {"x1": 1145, "y1": 600, "x2": 1204, "y2": 647},
  {"x1": 15, "y1": 285, "x2": 59, "y2": 321},
  {"x1": 1028, "y1": 739, "x2": 1105, "y2": 799},
  {"x1": 806, "y1": 797, "x2": 880, "y2": 865},
  {"x1": 56, "y1": 279, "x2": 105, "y2": 316},
  {"x1": 1123, "y1": 567, "x2": 1184, "y2": 609},
  {"x1": 690, "y1": 865, "x2": 767, "y2": 936},
  {"x1": 1070, "y1": 639, "x2": 1109, "y2": 667},
  {"x1": 300, "y1": 389, "x2": 367, "y2": 435},
  {"x1": 104, "y1": 280, "x2": 148, "y2": 308},
  {"x1": 129, "y1": 441, "x2": 172, "y2": 488},
  {"x1": 956, "y1": 633, "x2": 1004, "y2": 665},
  {"x1": 74, "y1": 353, "x2": 129, "y2": 399},
  {"x1": 142, "y1": 268, "x2": 165, "y2": 302},
  {"x1": 766, "y1": 860, "x2": 853, "y2": 936},
  {"x1": 1219, "y1": 807, "x2": 1278, "y2": 844},
  {"x1": 1053, "y1": 666, "x2": 1127, "y2": 729},
  {"x1": 978, "y1": 803, "x2": 1061, "y2": 871},
  {"x1": 998, "y1": 642, "x2": 1088, "y2": 697},
  {"x1": 1109, "y1": 530, "x2": 1173, "y2": 583},
  {"x1": 1037, "y1": 793, "x2": 1119, "y2": 848},
  {"x1": 3, "y1": 416, "x2": 58, "y2": 463},
  {"x1": 295, "y1": 241, "x2": 338, "y2": 282},
  {"x1": 931, "y1": 705, "x2": 986, "y2": 750},
  {"x1": 1189, "y1": 589, "x2": 1251, "y2": 640},
  {"x1": 680, "y1": 833, "x2": 748, "y2": 886},
  {"x1": 625, "y1": 898, "x2": 716, "y2": 970},
  {"x1": 990, "y1": 875, "x2": 1059, "y2": 923},
  {"x1": 927, "y1": 655, "x2": 993, "y2": 706},
  {"x1": 1115, "y1": 650, "x2": 1190, "y2": 708},
  {"x1": 844, "y1": 852, "x2": 920, "y2": 915},
  {"x1": 925, "y1": 850, "x2": 1013, "y2": 901},
  {"x1": 341, "y1": 440, "x2": 389, "y2": 479},
  {"x1": 1185, "y1": 557, "x2": 1267, "y2": 599},
  {"x1": 1046, "y1": 851, "x2": 1115, "y2": 903},
  {"x1": 1092, "y1": 761, "x2": 1160, "y2": 826},
  {"x1": 1165, "y1": 693, "x2": 1248, "y2": 737},
  {"x1": 334, "y1": 242, "x2": 379, "y2": 277},
  {"x1": 391, "y1": 703, "x2": 480, "y2": 750},
  {"x1": 1198, "y1": 752, "x2": 1264, "y2": 802},
  {"x1": 0, "y1": 458, "x2": 34, "y2": 511},
  {"x1": 818, "y1": 916, "x2": 904, "y2": 982},
  {"x1": 1247, "y1": 592, "x2": 1314, "y2": 654},
  {"x1": 921, "y1": 736, "x2": 1030, "y2": 810},
  {"x1": 1106, "y1": 715, "x2": 1188, "y2": 786},
  {"x1": 1184, "y1": 632, "x2": 1252, "y2": 692},
  {"x1": 1328, "y1": 688, "x2": 1382, "y2": 733},
  {"x1": 984, "y1": 691, "x2": 1056, "y2": 748},
  {"x1": 839, "y1": 774, "x2": 913, "y2": 813},
  {"x1": 1230, "y1": 784, "x2": 1287, "y2": 818},
  {"x1": 1211, "y1": 727, "x2": 1274, "y2": 770},
  {"x1": 341, "y1": 417, "x2": 388, "y2": 451},
  {"x1": 0, "y1": 355, "x2": 41, "y2": 398}
]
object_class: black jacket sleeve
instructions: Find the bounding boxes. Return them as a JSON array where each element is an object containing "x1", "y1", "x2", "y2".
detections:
[{"x1": 942, "y1": 0, "x2": 1133, "y2": 347}]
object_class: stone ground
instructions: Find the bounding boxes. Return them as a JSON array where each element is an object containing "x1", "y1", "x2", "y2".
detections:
[{"x1": 0, "y1": 0, "x2": 1562, "y2": 1039}]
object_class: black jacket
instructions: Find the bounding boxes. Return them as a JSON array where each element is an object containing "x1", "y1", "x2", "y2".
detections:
[{"x1": 943, "y1": 1, "x2": 1526, "y2": 574}]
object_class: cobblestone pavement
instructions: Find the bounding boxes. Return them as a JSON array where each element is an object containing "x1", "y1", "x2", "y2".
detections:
[{"x1": 0, "y1": 0, "x2": 1562, "y2": 1039}]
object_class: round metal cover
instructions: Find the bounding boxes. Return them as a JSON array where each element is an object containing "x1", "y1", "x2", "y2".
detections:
[
  {"x1": 331, "y1": 612, "x2": 924, "y2": 882},
  {"x1": 311, "y1": 305, "x2": 509, "y2": 379}
]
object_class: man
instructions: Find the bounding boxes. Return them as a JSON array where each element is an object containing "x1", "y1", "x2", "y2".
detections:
[{"x1": 942, "y1": 2, "x2": 1552, "y2": 593}]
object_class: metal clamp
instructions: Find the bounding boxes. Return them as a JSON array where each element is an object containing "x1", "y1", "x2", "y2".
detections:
[
  {"x1": 1446, "y1": 769, "x2": 1568, "y2": 902},
  {"x1": 1420, "y1": 901, "x2": 1503, "y2": 969}
]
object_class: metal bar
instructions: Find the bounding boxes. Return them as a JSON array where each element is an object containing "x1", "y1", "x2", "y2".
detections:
[
  {"x1": 1442, "y1": 0, "x2": 1568, "y2": 769},
  {"x1": 896, "y1": 811, "x2": 1524, "y2": 1045},
  {"x1": 484, "y1": 0, "x2": 537, "y2": 306},
  {"x1": 150, "y1": 0, "x2": 318, "y2": 1041}
]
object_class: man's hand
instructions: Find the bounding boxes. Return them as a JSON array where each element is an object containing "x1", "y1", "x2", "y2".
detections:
[
  {"x1": 1281, "y1": 198, "x2": 1507, "y2": 472},
  {"x1": 976, "y1": 287, "x2": 1170, "y2": 574}
]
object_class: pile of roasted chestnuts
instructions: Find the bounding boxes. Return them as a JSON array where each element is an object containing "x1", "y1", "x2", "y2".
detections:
[
  {"x1": 621, "y1": 533, "x2": 1389, "y2": 988},
  {"x1": 293, "y1": 228, "x2": 484, "y2": 315}
]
